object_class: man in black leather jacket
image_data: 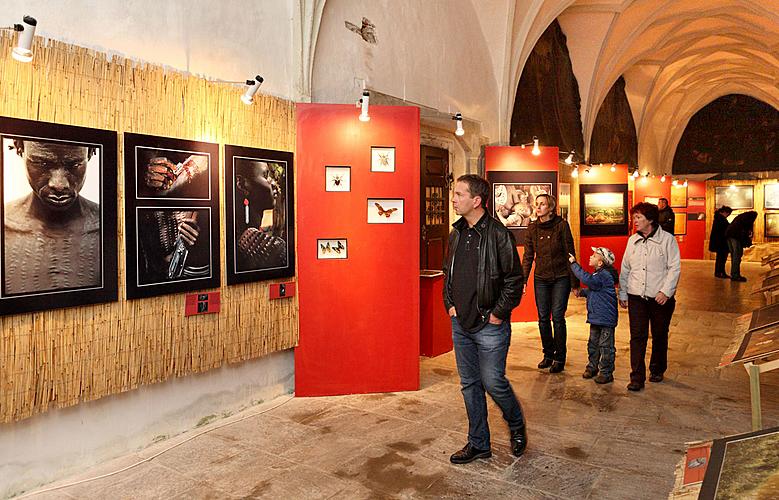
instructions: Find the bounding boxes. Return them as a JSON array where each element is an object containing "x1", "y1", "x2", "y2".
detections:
[{"x1": 443, "y1": 174, "x2": 526, "y2": 464}]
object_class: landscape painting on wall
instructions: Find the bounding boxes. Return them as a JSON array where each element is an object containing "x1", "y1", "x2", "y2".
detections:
[{"x1": 579, "y1": 184, "x2": 629, "y2": 236}]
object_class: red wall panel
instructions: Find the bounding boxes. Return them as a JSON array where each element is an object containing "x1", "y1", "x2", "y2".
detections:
[
  {"x1": 295, "y1": 104, "x2": 420, "y2": 396},
  {"x1": 677, "y1": 180, "x2": 706, "y2": 259},
  {"x1": 484, "y1": 146, "x2": 559, "y2": 322},
  {"x1": 579, "y1": 165, "x2": 630, "y2": 274}
]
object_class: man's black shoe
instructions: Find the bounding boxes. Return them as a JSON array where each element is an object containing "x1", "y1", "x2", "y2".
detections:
[
  {"x1": 537, "y1": 358, "x2": 553, "y2": 369},
  {"x1": 649, "y1": 373, "x2": 664, "y2": 383},
  {"x1": 731, "y1": 276, "x2": 747, "y2": 282},
  {"x1": 510, "y1": 427, "x2": 528, "y2": 457},
  {"x1": 627, "y1": 381, "x2": 644, "y2": 391},
  {"x1": 715, "y1": 273, "x2": 730, "y2": 279},
  {"x1": 582, "y1": 367, "x2": 597, "y2": 379},
  {"x1": 450, "y1": 443, "x2": 492, "y2": 464},
  {"x1": 549, "y1": 361, "x2": 565, "y2": 373}
]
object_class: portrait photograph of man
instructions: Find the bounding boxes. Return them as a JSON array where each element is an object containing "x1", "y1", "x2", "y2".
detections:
[
  {"x1": 225, "y1": 145, "x2": 295, "y2": 285},
  {"x1": 0, "y1": 117, "x2": 117, "y2": 314}
]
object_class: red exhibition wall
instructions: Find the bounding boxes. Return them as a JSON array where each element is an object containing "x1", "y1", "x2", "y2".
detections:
[
  {"x1": 484, "y1": 146, "x2": 559, "y2": 322},
  {"x1": 579, "y1": 164, "x2": 630, "y2": 274},
  {"x1": 295, "y1": 104, "x2": 420, "y2": 396},
  {"x1": 677, "y1": 180, "x2": 706, "y2": 259}
]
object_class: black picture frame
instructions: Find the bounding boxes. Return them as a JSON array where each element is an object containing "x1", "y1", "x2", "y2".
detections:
[
  {"x1": 765, "y1": 184, "x2": 779, "y2": 210},
  {"x1": 715, "y1": 185, "x2": 754, "y2": 210},
  {"x1": 699, "y1": 426, "x2": 779, "y2": 500},
  {"x1": 579, "y1": 184, "x2": 629, "y2": 236},
  {"x1": 766, "y1": 213, "x2": 779, "y2": 238},
  {"x1": 225, "y1": 145, "x2": 295, "y2": 285},
  {"x1": 370, "y1": 146, "x2": 395, "y2": 172},
  {"x1": 367, "y1": 198, "x2": 404, "y2": 223},
  {"x1": 0, "y1": 116, "x2": 118, "y2": 315},
  {"x1": 124, "y1": 133, "x2": 220, "y2": 299},
  {"x1": 317, "y1": 238, "x2": 347, "y2": 260},
  {"x1": 325, "y1": 165, "x2": 350, "y2": 192},
  {"x1": 486, "y1": 170, "x2": 558, "y2": 244}
]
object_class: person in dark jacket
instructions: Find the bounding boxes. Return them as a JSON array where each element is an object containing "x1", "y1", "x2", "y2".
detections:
[
  {"x1": 569, "y1": 247, "x2": 619, "y2": 384},
  {"x1": 725, "y1": 210, "x2": 757, "y2": 282},
  {"x1": 523, "y1": 193, "x2": 580, "y2": 373},
  {"x1": 709, "y1": 206, "x2": 733, "y2": 278},
  {"x1": 657, "y1": 198, "x2": 675, "y2": 234},
  {"x1": 443, "y1": 174, "x2": 527, "y2": 464}
]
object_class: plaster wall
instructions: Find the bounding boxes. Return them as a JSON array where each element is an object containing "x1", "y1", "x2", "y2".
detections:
[
  {"x1": 311, "y1": 0, "x2": 509, "y2": 141},
  {"x1": 3, "y1": 0, "x2": 296, "y2": 99},
  {"x1": 0, "y1": 350, "x2": 294, "y2": 498}
]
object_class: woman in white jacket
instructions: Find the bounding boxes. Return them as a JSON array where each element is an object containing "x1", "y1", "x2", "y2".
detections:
[{"x1": 619, "y1": 202, "x2": 681, "y2": 392}]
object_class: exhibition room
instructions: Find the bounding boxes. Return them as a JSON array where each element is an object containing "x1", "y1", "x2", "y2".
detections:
[{"x1": 1, "y1": 1, "x2": 779, "y2": 498}]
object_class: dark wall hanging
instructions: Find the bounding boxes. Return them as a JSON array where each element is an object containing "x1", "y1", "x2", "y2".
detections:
[
  {"x1": 124, "y1": 133, "x2": 220, "y2": 299},
  {"x1": 589, "y1": 76, "x2": 638, "y2": 169},
  {"x1": 487, "y1": 170, "x2": 557, "y2": 244},
  {"x1": 0, "y1": 116, "x2": 118, "y2": 315},
  {"x1": 510, "y1": 20, "x2": 584, "y2": 157},
  {"x1": 673, "y1": 94, "x2": 779, "y2": 174},
  {"x1": 225, "y1": 145, "x2": 295, "y2": 285},
  {"x1": 579, "y1": 184, "x2": 629, "y2": 236}
]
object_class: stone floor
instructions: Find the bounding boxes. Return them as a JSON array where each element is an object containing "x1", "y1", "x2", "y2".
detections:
[{"x1": 21, "y1": 260, "x2": 779, "y2": 499}]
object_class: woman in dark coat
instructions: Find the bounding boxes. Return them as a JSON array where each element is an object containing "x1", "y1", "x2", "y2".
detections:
[
  {"x1": 709, "y1": 206, "x2": 733, "y2": 278},
  {"x1": 725, "y1": 210, "x2": 757, "y2": 282}
]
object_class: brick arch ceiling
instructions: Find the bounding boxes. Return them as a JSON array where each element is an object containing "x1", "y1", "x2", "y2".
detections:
[{"x1": 507, "y1": 0, "x2": 779, "y2": 174}]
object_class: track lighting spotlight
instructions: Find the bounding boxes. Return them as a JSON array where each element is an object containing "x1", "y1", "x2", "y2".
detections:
[
  {"x1": 240, "y1": 75, "x2": 263, "y2": 105},
  {"x1": 584, "y1": 167, "x2": 591, "y2": 175},
  {"x1": 683, "y1": 180, "x2": 688, "y2": 188},
  {"x1": 660, "y1": 174, "x2": 666, "y2": 183},
  {"x1": 571, "y1": 166, "x2": 579, "y2": 178},
  {"x1": 357, "y1": 90, "x2": 370, "y2": 122},
  {"x1": 632, "y1": 169, "x2": 639, "y2": 179},
  {"x1": 2, "y1": 15, "x2": 36, "y2": 63},
  {"x1": 453, "y1": 113, "x2": 464, "y2": 136},
  {"x1": 532, "y1": 136, "x2": 540, "y2": 156},
  {"x1": 564, "y1": 151, "x2": 574, "y2": 165},
  {"x1": 610, "y1": 163, "x2": 616, "y2": 172}
]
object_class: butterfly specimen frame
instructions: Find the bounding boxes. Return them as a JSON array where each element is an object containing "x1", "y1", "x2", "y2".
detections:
[
  {"x1": 367, "y1": 198, "x2": 404, "y2": 224},
  {"x1": 317, "y1": 238, "x2": 348, "y2": 259},
  {"x1": 370, "y1": 146, "x2": 395, "y2": 172},
  {"x1": 325, "y1": 166, "x2": 350, "y2": 192}
]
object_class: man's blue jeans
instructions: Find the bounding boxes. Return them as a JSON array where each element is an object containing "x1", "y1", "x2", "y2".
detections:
[
  {"x1": 452, "y1": 317, "x2": 524, "y2": 451},
  {"x1": 534, "y1": 276, "x2": 571, "y2": 363}
]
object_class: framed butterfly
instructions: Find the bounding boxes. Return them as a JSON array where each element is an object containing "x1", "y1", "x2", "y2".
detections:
[
  {"x1": 375, "y1": 202, "x2": 398, "y2": 218},
  {"x1": 317, "y1": 239, "x2": 347, "y2": 259}
]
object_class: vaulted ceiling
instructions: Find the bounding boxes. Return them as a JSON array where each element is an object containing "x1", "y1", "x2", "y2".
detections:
[{"x1": 506, "y1": 0, "x2": 779, "y2": 174}]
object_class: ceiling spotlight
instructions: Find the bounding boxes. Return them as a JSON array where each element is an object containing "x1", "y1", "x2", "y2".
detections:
[
  {"x1": 660, "y1": 174, "x2": 666, "y2": 183},
  {"x1": 610, "y1": 163, "x2": 616, "y2": 172},
  {"x1": 357, "y1": 90, "x2": 370, "y2": 122},
  {"x1": 729, "y1": 183, "x2": 736, "y2": 190},
  {"x1": 532, "y1": 136, "x2": 540, "y2": 156},
  {"x1": 683, "y1": 179, "x2": 688, "y2": 188},
  {"x1": 3, "y1": 15, "x2": 37, "y2": 63},
  {"x1": 564, "y1": 151, "x2": 574, "y2": 165},
  {"x1": 632, "y1": 169, "x2": 639, "y2": 179},
  {"x1": 453, "y1": 113, "x2": 464, "y2": 136},
  {"x1": 240, "y1": 75, "x2": 263, "y2": 105},
  {"x1": 571, "y1": 166, "x2": 579, "y2": 178},
  {"x1": 584, "y1": 167, "x2": 591, "y2": 175}
]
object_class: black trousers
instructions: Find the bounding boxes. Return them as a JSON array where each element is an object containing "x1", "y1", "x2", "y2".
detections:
[
  {"x1": 714, "y1": 249, "x2": 729, "y2": 275},
  {"x1": 627, "y1": 294, "x2": 676, "y2": 384}
]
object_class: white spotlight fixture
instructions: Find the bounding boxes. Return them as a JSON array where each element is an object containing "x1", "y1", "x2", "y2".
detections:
[
  {"x1": 632, "y1": 169, "x2": 639, "y2": 179},
  {"x1": 571, "y1": 166, "x2": 579, "y2": 178},
  {"x1": 240, "y1": 75, "x2": 263, "y2": 105},
  {"x1": 683, "y1": 179, "x2": 688, "y2": 188},
  {"x1": 3, "y1": 15, "x2": 37, "y2": 63},
  {"x1": 660, "y1": 174, "x2": 666, "y2": 183},
  {"x1": 584, "y1": 167, "x2": 591, "y2": 175},
  {"x1": 453, "y1": 113, "x2": 464, "y2": 136},
  {"x1": 564, "y1": 151, "x2": 574, "y2": 165},
  {"x1": 357, "y1": 90, "x2": 370, "y2": 122},
  {"x1": 531, "y1": 136, "x2": 540, "y2": 156},
  {"x1": 610, "y1": 163, "x2": 616, "y2": 173}
]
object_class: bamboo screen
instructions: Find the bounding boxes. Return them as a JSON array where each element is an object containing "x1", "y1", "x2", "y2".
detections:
[{"x1": 0, "y1": 33, "x2": 298, "y2": 423}]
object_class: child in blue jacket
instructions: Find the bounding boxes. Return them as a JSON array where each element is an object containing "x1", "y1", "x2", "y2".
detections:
[{"x1": 568, "y1": 247, "x2": 619, "y2": 384}]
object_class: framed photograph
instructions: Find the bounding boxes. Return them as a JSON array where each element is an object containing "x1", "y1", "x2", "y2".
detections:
[
  {"x1": 325, "y1": 166, "x2": 350, "y2": 192},
  {"x1": 670, "y1": 184, "x2": 687, "y2": 207},
  {"x1": 715, "y1": 185, "x2": 753, "y2": 209},
  {"x1": 689, "y1": 196, "x2": 705, "y2": 208},
  {"x1": 124, "y1": 133, "x2": 220, "y2": 299},
  {"x1": 367, "y1": 198, "x2": 404, "y2": 223},
  {"x1": 699, "y1": 427, "x2": 779, "y2": 500},
  {"x1": 487, "y1": 170, "x2": 558, "y2": 244},
  {"x1": 765, "y1": 184, "x2": 779, "y2": 210},
  {"x1": 579, "y1": 184, "x2": 629, "y2": 236},
  {"x1": 317, "y1": 239, "x2": 347, "y2": 259},
  {"x1": 225, "y1": 145, "x2": 295, "y2": 285},
  {"x1": 674, "y1": 212, "x2": 687, "y2": 235},
  {"x1": 0, "y1": 116, "x2": 118, "y2": 315},
  {"x1": 559, "y1": 183, "x2": 570, "y2": 224},
  {"x1": 371, "y1": 146, "x2": 395, "y2": 172},
  {"x1": 644, "y1": 196, "x2": 660, "y2": 205},
  {"x1": 766, "y1": 213, "x2": 779, "y2": 238}
]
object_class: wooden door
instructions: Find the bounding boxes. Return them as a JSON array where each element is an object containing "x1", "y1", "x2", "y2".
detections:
[{"x1": 420, "y1": 145, "x2": 449, "y2": 270}]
